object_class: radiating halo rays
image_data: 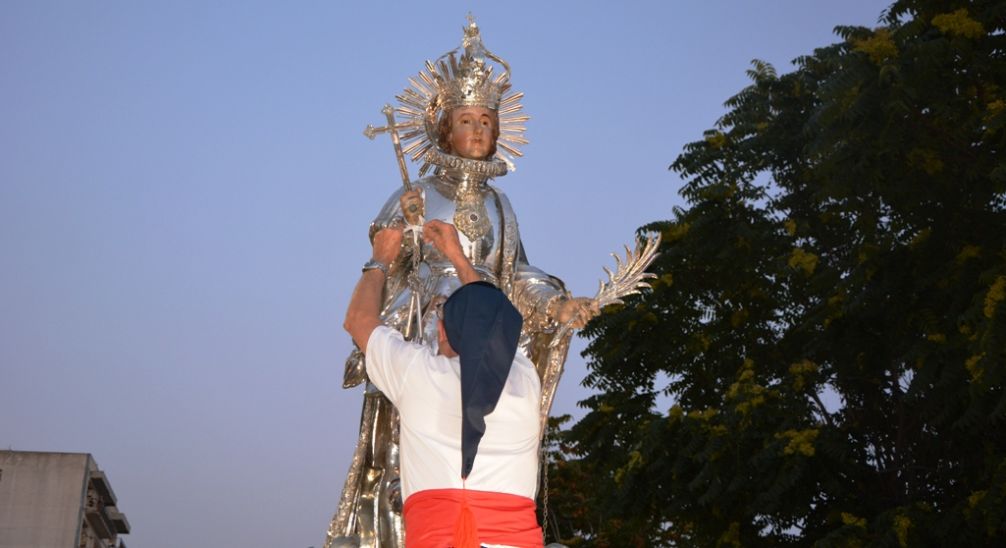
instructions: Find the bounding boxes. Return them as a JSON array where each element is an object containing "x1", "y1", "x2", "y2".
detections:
[{"x1": 392, "y1": 24, "x2": 529, "y2": 177}]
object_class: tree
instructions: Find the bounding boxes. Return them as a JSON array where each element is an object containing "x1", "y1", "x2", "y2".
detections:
[{"x1": 548, "y1": 1, "x2": 1006, "y2": 545}]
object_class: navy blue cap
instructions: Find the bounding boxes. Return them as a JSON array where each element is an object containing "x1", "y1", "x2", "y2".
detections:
[{"x1": 442, "y1": 281, "x2": 524, "y2": 479}]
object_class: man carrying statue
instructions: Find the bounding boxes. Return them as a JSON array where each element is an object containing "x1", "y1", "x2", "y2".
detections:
[
  {"x1": 343, "y1": 216, "x2": 551, "y2": 547},
  {"x1": 326, "y1": 16, "x2": 658, "y2": 548}
]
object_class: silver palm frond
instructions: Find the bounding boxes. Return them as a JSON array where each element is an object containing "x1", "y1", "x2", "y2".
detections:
[
  {"x1": 594, "y1": 233, "x2": 661, "y2": 308},
  {"x1": 550, "y1": 233, "x2": 661, "y2": 347}
]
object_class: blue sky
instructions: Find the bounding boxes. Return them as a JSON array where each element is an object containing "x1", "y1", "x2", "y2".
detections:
[{"x1": 2, "y1": 2, "x2": 889, "y2": 546}]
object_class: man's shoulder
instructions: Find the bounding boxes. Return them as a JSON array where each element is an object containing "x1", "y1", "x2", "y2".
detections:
[
  {"x1": 369, "y1": 325, "x2": 422, "y2": 353},
  {"x1": 369, "y1": 324, "x2": 399, "y2": 341},
  {"x1": 368, "y1": 326, "x2": 442, "y2": 363},
  {"x1": 365, "y1": 326, "x2": 445, "y2": 404}
]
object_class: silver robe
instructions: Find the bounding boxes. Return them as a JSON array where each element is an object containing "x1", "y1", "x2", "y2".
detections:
[{"x1": 325, "y1": 166, "x2": 575, "y2": 548}]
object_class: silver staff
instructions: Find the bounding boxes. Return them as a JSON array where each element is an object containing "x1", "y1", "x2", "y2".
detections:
[{"x1": 364, "y1": 105, "x2": 421, "y2": 218}]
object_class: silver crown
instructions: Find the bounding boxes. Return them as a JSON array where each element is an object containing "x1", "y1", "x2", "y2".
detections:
[{"x1": 393, "y1": 15, "x2": 529, "y2": 176}]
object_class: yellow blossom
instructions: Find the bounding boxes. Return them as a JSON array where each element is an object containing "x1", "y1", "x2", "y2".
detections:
[
  {"x1": 784, "y1": 219, "x2": 797, "y2": 236},
  {"x1": 718, "y1": 522, "x2": 741, "y2": 548},
  {"x1": 790, "y1": 360, "x2": 818, "y2": 375},
  {"x1": 789, "y1": 359, "x2": 818, "y2": 391},
  {"x1": 729, "y1": 359, "x2": 768, "y2": 414},
  {"x1": 705, "y1": 131, "x2": 727, "y2": 149},
  {"x1": 986, "y1": 99, "x2": 1005, "y2": 127},
  {"x1": 965, "y1": 353, "x2": 985, "y2": 382},
  {"x1": 735, "y1": 397, "x2": 765, "y2": 415},
  {"x1": 652, "y1": 273, "x2": 674, "y2": 289},
  {"x1": 726, "y1": 382, "x2": 740, "y2": 400},
  {"x1": 955, "y1": 244, "x2": 981, "y2": 263},
  {"x1": 687, "y1": 408, "x2": 719, "y2": 421},
  {"x1": 662, "y1": 222, "x2": 691, "y2": 243},
  {"x1": 854, "y1": 28, "x2": 898, "y2": 65},
  {"x1": 926, "y1": 333, "x2": 946, "y2": 343},
  {"x1": 984, "y1": 276, "x2": 1006, "y2": 318},
  {"x1": 776, "y1": 428, "x2": 819, "y2": 456},
  {"x1": 613, "y1": 450, "x2": 643, "y2": 485},
  {"x1": 932, "y1": 9, "x2": 985, "y2": 39},
  {"x1": 893, "y1": 515, "x2": 911, "y2": 547},
  {"x1": 627, "y1": 450, "x2": 643, "y2": 469},
  {"x1": 738, "y1": 360, "x2": 756, "y2": 383},
  {"x1": 788, "y1": 247, "x2": 819, "y2": 275},
  {"x1": 841, "y1": 512, "x2": 867, "y2": 529},
  {"x1": 968, "y1": 490, "x2": 987, "y2": 509}
]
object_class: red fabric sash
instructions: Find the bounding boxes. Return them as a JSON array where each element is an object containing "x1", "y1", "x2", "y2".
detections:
[{"x1": 403, "y1": 488, "x2": 543, "y2": 548}]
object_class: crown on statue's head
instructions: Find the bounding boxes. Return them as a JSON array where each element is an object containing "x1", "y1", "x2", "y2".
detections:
[
  {"x1": 435, "y1": 16, "x2": 509, "y2": 111},
  {"x1": 392, "y1": 14, "x2": 529, "y2": 176}
]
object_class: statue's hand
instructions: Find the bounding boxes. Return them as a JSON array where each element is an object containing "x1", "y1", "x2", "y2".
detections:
[
  {"x1": 400, "y1": 189, "x2": 424, "y2": 225},
  {"x1": 555, "y1": 297, "x2": 600, "y2": 330}
]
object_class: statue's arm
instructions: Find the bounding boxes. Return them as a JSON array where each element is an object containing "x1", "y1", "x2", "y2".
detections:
[
  {"x1": 369, "y1": 187, "x2": 407, "y2": 242},
  {"x1": 510, "y1": 242, "x2": 570, "y2": 332},
  {"x1": 512, "y1": 241, "x2": 599, "y2": 336}
]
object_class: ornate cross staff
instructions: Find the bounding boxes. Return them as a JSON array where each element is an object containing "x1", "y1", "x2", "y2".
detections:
[
  {"x1": 364, "y1": 105, "x2": 427, "y2": 339},
  {"x1": 364, "y1": 105, "x2": 417, "y2": 193}
]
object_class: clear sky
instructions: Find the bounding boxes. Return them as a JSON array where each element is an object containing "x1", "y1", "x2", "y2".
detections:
[{"x1": 1, "y1": 1, "x2": 890, "y2": 546}]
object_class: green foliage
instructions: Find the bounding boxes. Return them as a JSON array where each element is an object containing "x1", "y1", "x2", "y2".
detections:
[{"x1": 548, "y1": 0, "x2": 1006, "y2": 545}]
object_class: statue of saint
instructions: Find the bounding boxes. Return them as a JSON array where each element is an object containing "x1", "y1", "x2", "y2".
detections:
[{"x1": 325, "y1": 17, "x2": 598, "y2": 548}]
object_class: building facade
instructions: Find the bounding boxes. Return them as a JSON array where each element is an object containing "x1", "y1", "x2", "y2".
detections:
[{"x1": 0, "y1": 451, "x2": 130, "y2": 548}]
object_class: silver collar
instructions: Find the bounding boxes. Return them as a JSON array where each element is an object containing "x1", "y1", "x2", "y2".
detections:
[{"x1": 425, "y1": 148, "x2": 508, "y2": 180}]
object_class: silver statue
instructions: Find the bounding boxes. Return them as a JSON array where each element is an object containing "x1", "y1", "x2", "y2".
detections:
[{"x1": 325, "y1": 16, "x2": 658, "y2": 548}]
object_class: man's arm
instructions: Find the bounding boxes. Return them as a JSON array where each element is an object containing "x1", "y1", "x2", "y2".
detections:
[
  {"x1": 344, "y1": 225, "x2": 403, "y2": 352},
  {"x1": 423, "y1": 220, "x2": 480, "y2": 284}
]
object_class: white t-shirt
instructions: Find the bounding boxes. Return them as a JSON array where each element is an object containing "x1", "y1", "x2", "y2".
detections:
[{"x1": 365, "y1": 325, "x2": 541, "y2": 502}]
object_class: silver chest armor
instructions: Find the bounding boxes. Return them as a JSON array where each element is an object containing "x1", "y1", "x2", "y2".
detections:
[
  {"x1": 370, "y1": 171, "x2": 506, "y2": 286},
  {"x1": 418, "y1": 174, "x2": 502, "y2": 276}
]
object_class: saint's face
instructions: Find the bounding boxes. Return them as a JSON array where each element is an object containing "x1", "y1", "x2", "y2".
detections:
[{"x1": 448, "y1": 106, "x2": 496, "y2": 160}]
